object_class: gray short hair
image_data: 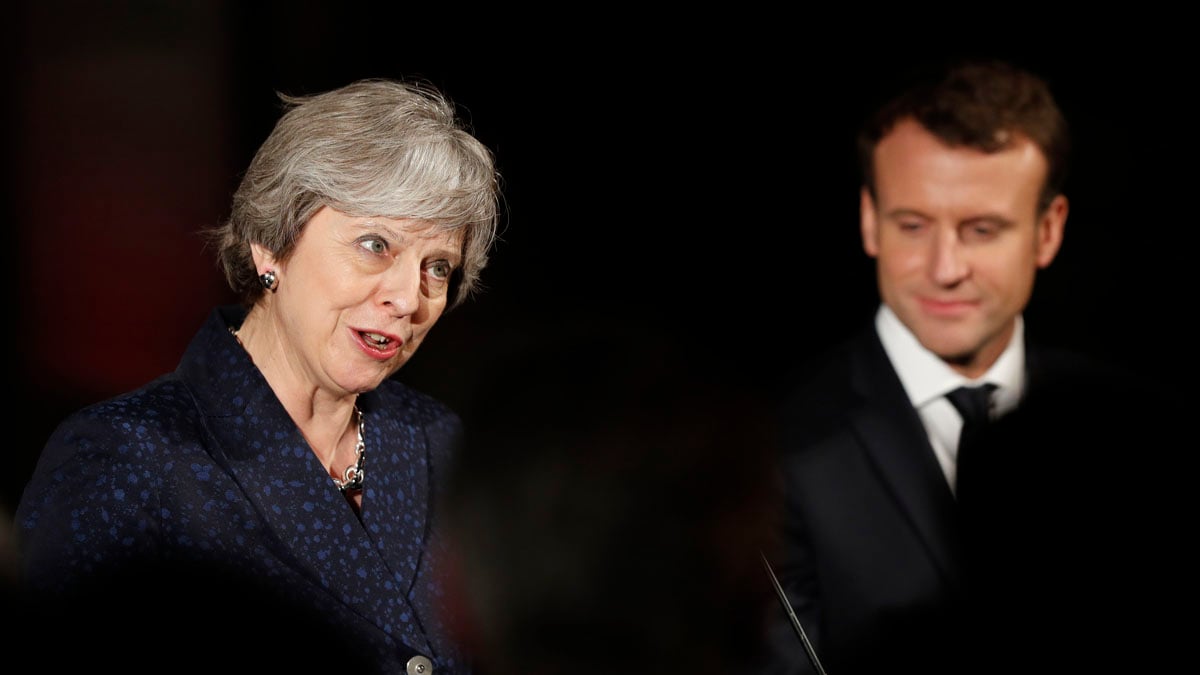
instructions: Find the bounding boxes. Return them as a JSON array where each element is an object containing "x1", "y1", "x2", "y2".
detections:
[{"x1": 209, "y1": 78, "x2": 500, "y2": 308}]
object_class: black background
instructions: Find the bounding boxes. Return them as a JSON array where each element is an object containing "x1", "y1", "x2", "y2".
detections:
[{"x1": 4, "y1": 4, "x2": 1194, "y2": 514}]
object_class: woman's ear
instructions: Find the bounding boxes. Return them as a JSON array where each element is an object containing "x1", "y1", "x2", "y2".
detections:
[{"x1": 250, "y1": 242, "x2": 277, "y2": 275}]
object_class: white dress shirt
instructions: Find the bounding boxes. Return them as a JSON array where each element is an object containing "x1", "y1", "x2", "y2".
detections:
[{"x1": 874, "y1": 305, "x2": 1025, "y2": 494}]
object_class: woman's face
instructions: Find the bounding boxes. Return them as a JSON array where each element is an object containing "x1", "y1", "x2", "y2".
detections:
[{"x1": 260, "y1": 205, "x2": 462, "y2": 396}]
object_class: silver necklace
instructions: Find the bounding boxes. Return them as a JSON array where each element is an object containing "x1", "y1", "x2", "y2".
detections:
[
  {"x1": 333, "y1": 407, "x2": 366, "y2": 494},
  {"x1": 230, "y1": 325, "x2": 366, "y2": 494}
]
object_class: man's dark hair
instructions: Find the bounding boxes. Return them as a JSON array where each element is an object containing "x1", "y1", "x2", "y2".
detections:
[{"x1": 858, "y1": 59, "x2": 1070, "y2": 212}]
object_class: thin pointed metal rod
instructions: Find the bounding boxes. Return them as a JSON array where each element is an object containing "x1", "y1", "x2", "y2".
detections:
[{"x1": 761, "y1": 550, "x2": 829, "y2": 675}]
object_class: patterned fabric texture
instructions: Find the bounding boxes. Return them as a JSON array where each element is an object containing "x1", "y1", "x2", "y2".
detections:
[{"x1": 15, "y1": 305, "x2": 469, "y2": 673}]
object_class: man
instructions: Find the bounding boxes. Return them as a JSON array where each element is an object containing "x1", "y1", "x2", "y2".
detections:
[{"x1": 760, "y1": 59, "x2": 1184, "y2": 674}]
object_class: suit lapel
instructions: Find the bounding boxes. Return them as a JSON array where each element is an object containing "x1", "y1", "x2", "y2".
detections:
[
  {"x1": 849, "y1": 328, "x2": 962, "y2": 587},
  {"x1": 356, "y1": 392, "x2": 433, "y2": 596},
  {"x1": 175, "y1": 307, "x2": 434, "y2": 655},
  {"x1": 357, "y1": 391, "x2": 457, "y2": 657}
]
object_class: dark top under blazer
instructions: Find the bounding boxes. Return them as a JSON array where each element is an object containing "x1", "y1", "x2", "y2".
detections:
[
  {"x1": 14, "y1": 305, "x2": 470, "y2": 674},
  {"x1": 761, "y1": 318, "x2": 1183, "y2": 675}
]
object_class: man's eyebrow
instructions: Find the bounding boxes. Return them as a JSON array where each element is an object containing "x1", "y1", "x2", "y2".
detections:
[
  {"x1": 958, "y1": 214, "x2": 1015, "y2": 228},
  {"x1": 882, "y1": 209, "x2": 1015, "y2": 228},
  {"x1": 883, "y1": 208, "x2": 933, "y2": 221}
]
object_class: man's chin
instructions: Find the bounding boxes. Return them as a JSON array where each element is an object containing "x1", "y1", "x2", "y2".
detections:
[
  {"x1": 939, "y1": 349, "x2": 979, "y2": 368},
  {"x1": 921, "y1": 330, "x2": 1005, "y2": 377},
  {"x1": 915, "y1": 331, "x2": 985, "y2": 369}
]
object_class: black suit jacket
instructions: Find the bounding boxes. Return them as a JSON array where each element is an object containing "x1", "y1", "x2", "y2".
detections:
[{"x1": 760, "y1": 318, "x2": 1188, "y2": 675}]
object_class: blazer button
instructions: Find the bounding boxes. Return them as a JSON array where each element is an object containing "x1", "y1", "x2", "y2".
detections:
[{"x1": 406, "y1": 655, "x2": 433, "y2": 675}]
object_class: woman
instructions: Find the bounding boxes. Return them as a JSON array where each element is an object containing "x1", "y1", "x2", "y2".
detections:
[{"x1": 13, "y1": 78, "x2": 500, "y2": 674}]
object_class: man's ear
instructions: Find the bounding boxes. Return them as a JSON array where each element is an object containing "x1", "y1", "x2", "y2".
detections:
[
  {"x1": 1035, "y1": 194, "x2": 1068, "y2": 268},
  {"x1": 860, "y1": 186, "x2": 880, "y2": 258}
]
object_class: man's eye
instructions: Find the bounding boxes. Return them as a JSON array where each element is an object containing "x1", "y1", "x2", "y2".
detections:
[
  {"x1": 898, "y1": 221, "x2": 924, "y2": 233},
  {"x1": 360, "y1": 238, "x2": 387, "y2": 255},
  {"x1": 962, "y1": 224, "x2": 999, "y2": 242}
]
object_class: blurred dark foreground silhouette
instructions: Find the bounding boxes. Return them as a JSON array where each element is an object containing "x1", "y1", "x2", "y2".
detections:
[{"x1": 438, "y1": 326, "x2": 782, "y2": 675}]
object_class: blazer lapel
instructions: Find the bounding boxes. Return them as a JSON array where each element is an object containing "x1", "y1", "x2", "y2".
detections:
[
  {"x1": 848, "y1": 328, "x2": 962, "y2": 588},
  {"x1": 356, "y1": 393, "x2": 431, "y2": 592},
  {"x1": 356, "y1": 387, "x2": 465, "y2": 665},
  {"x1": 175, "y1": 307, "x2": 434, "y2": 655}
]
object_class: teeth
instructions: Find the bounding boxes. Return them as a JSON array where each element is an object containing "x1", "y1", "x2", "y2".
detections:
[{"x1": 363, "y1": 332, "x2": 391, "y2": 345}]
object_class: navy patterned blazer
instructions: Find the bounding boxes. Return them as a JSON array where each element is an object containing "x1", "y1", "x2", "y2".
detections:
[{"x1": 15, "y1": 305, "x2": 469, "y2": 673}]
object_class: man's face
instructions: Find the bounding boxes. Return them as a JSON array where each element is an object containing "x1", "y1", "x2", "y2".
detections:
[{"x1": 861, "y1": 118, "x2": 1067, "y2": 378}]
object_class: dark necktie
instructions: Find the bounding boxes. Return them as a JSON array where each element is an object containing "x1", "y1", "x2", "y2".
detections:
[{"x1": 946, "y1": 383, "x2": 997, "y2": 498}]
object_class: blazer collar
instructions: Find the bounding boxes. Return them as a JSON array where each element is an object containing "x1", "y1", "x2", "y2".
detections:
[
  {"x1": 173, "y1": 306, "x2": 438, "y2": 656},
  {"x1": 848, "y1": 326, "x2": 963, "y2": 588}
]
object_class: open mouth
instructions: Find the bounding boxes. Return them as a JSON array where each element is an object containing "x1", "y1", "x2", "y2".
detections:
[{"x1": 360, "y1": 331, "x2": 392, "y2": 351}]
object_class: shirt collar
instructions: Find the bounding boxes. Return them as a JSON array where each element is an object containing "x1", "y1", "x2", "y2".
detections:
[{"x1": 875, "y1": 304, "x2": 1025, "y2": 415}]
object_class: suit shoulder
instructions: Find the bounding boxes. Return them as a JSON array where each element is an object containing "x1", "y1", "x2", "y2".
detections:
[
  {"x1": 373, "y1": 380, "x2": 463, "y2": 462},
  {"x1": 777, "y1": 333, "x2": 866, "y2": 451},
  {"x1": 39, "y1": 375, "x2": 200, "y2": 463},
  {"x1": 1028, "y1": 344, "x2": 1167, "y2": 403},
  {"x1": 15, "y1": 378, "x2": 196, "y2": 575},
  {"x1": 375, "y1": 379, "x2": 460, "y2": 423},
  {"x1": 1025, "y1": 343, "x2": 1182, "y2": 438}
]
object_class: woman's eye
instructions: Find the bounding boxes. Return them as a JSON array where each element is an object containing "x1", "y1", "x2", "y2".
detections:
[
  {"x1": 427, "y1": 260, "x2": 453, "y2": 281},
  {"x1": 359, "y1": 238, "x2": 388, "y2": 255}
]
